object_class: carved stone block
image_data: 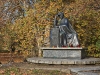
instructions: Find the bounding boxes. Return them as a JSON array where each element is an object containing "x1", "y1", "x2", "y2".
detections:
[
  {"x1": 42, "y1": 47, "x2": 87, "y2": 59},
  {"x1": 50, "y1": 28, "x2": 60, "y2": 47}
]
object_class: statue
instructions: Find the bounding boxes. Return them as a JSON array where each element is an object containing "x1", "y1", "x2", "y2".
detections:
[{"x1": 53, "y1": 12, "x2": 79, "y2": 47}]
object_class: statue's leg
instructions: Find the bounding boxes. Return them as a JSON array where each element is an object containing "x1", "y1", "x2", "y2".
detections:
[
  {"x1": 67, "y1": 34, "x2": 73, "y2": 47},
  {"x1": 63, "y1": 34, "x2": 67, "y2": 46},
  {"x1": 62, "y1": 34, "x2": 64, "y2": 47},
  {"x1": 60, "y1": 33, "x2": 67, "y2": 47},
  {"x1": 60, "y1": 34, "x2": 63, "y2": 47}
]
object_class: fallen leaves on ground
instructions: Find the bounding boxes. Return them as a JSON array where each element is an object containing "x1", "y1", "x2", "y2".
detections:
[
  {"x1": 0, "y1": 69, "x2": 5, "y2": 74},
  {"x1": 0, "y1": 67, "x2": 70, "y2": 75}
]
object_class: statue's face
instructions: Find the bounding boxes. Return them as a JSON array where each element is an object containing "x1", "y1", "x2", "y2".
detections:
[{"x1": 57, "y1": 12, "x2": 64, "y2": 19}]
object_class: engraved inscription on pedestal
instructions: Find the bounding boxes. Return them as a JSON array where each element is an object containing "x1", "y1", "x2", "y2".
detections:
[{"x1": 50, "y1": 28, "x2": 60, "y2": 47}]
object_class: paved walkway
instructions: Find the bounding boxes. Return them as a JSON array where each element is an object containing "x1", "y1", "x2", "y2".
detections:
[
  {"x1": 69, "y1": 66, "x2": 100, "y2": 75},
  {"x1": 16, "y1": 63, "x2": 100, "y2": 75},
  {"x1": 0, "y1": 62, "x2": 100, "y2": 75}
]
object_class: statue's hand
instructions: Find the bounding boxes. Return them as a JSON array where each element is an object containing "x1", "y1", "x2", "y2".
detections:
[{"x1": 55, "y1": 26, "x2": 59, "y2": 28}]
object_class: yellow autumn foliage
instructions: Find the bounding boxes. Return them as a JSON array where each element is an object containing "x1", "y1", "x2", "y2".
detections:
[{"x1": 1, "y1": 0, "x2": 100, "y2": 57}]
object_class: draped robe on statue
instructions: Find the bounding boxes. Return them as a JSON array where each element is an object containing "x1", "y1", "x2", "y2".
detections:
[
  {"x1": 52, "y1": 12, "x2": 79, "y2": 47},
  {"x1": 58, "y1": 18, "x2": 79, "y2": 47}
]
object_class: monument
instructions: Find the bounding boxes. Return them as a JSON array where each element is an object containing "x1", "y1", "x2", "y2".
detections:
[
  {"x1": 42, "y1": 12, "x2": 87, "y2": 59},
  {"x1": 50, "y1": 12, "x2": 79, "y2": 47},
  {"x1": 27, "y1": 12, "x2": 100, "y2": 65}
]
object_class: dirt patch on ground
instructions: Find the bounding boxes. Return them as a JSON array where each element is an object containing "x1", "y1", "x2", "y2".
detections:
[{"x1": 0, "y1": 53, "x2": 24, "y2": 64}]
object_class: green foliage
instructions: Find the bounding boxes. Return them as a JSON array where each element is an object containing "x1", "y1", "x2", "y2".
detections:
[{"x1": 96, "y1": 40, "x2": 100, "y2": 49}]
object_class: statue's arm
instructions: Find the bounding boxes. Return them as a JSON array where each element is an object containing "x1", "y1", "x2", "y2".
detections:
[{"x1": 54, "y1": 15, "x2": 58, "y2": 27}]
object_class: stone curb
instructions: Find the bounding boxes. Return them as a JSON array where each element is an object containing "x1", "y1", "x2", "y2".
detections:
[{"x1": 27, "y1": 57, "x2": 100, "y2": 65}]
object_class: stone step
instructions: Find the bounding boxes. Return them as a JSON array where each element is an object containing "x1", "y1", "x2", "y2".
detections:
[
  {"x1": 27, "y1": 57, "x2": 100, "y2": 65},
  {"x1": 68, "y1": 66, "x2": 100, "y2": 75}
]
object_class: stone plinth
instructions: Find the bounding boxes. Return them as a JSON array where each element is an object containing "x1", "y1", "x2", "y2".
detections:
[
  {"x1": 42, "y1": 47, "x2": 87, "y2": 59},
  {"x1": 50, "y1": 28, "x2": 60, "y2": 47}
]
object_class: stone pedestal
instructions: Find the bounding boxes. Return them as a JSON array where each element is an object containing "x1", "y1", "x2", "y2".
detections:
[
  {"x1": 42, "y1": 47, "x2": 87, "y2": 59},
  {"x1": 50, "y1": 28, "x2": 60, "y2": 47}
]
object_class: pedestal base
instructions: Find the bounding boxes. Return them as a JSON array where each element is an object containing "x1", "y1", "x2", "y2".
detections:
[
  {"x1": 27, "y1": 57, "x2": 100, "y2": 64},
  {"x1": 42, "y1": 47, "x2": 87, "y2": 59}
]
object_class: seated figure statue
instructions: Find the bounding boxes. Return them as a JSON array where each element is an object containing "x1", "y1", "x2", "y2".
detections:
[{"x1": 54, "y1": 12, "x2": 79, "y2": 47}]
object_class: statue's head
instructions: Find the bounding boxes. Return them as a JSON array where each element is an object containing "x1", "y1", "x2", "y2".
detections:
[{"x1": 57, "y1": 12, "x2": 64, "y2": 19}]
